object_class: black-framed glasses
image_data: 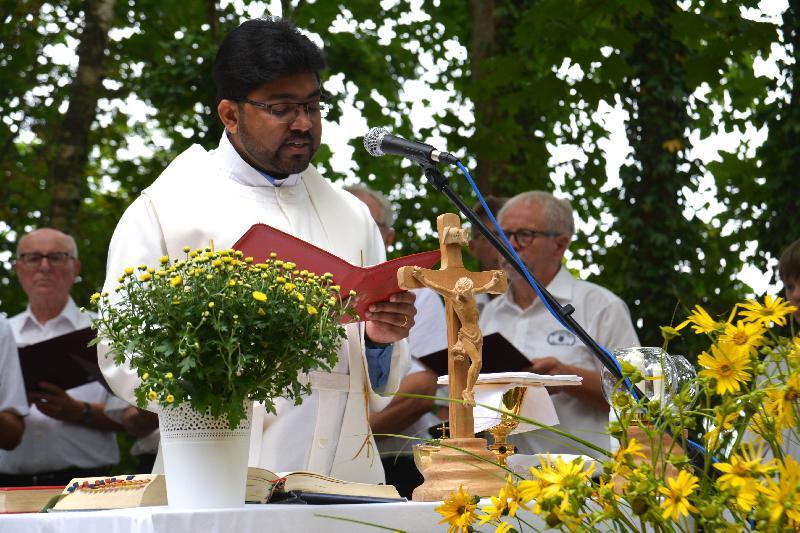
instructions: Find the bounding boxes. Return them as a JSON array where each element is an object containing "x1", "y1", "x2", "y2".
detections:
[
  {"x1": 241, "y1": 98, "x2": 331, "y2": 123},
  {"x1": 498, "y1": 228, "x2": 560, "y2": 248},
  {"x1": 17, "y1": 252, "x2": 75, "y2": 267}
]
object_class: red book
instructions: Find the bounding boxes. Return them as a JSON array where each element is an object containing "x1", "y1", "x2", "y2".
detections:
[
  {"x1": 233, "y1": 223, "x2": 440, "y2": 323},
  {"x1": 0, "y1": 485, "x2": 64, "y2": 513}
]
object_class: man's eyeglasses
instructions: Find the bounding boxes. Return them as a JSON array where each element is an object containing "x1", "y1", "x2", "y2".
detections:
[
  {"x1": 241, "y1": 99, "x2": 331, "y2": 123},
  {"x1": 17, "y1": 252, "x2": 75, "y2": 267},
  {"x1": 497, "y1": 229, "x2": 560, "y2": 248}
]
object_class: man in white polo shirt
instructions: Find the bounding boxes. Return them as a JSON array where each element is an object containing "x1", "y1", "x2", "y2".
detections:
[
  {"x1": 0, "y1": 228, "x2": 122, "y2": 486},
  {"x1": 479, "y1": 191, "x2": 639, "y2": 458}
]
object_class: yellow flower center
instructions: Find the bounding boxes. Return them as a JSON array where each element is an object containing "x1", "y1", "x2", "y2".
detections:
[{"x1": 732, "y1": 331, "x2": 748, "y2": 345}]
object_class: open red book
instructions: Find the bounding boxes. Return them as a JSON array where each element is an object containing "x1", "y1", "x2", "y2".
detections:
[{"x1": 233, "y1": 223, "x2": 440, "y2": 323}]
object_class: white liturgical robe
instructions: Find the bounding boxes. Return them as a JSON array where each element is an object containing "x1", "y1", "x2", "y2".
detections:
[{"x1": 99, "y1": 133, "x2": 409, "y2": 483}]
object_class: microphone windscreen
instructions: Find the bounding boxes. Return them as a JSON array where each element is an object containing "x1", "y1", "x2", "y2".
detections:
[{"x1": 363, "y1": 127, "x2": 389, "y2": 157}]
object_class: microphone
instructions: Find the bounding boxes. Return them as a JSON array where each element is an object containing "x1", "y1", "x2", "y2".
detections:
[{"x1": 363, "y1": 127, "x2": 459, "y2": 166}]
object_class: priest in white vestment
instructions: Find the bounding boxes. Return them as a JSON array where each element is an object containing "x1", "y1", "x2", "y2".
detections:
[{"x1": 98, "y1": 18, "x2": 415, "y2": 484}]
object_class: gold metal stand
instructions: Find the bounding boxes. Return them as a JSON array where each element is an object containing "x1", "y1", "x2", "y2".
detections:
[{"x1": 487, "y1": 386, "x2": 528, "y2": 466}]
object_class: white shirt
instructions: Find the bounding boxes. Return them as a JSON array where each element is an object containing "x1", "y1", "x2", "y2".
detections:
[
  {"x1": 378, "y1": 288, "x2": 448, "y2": 453},
  {"x1": 1, "y1": 299, "x2": 119, "y2": 474},
  {"x1": 479, "y1": 267, "x2": 640, "y2": 458},
  {"x1": 0, "y1": 316, "x2": 27, "y2": 417}
]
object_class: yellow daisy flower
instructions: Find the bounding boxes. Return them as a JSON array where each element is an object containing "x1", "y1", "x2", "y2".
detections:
[
  {"x1": 435, "y1": 485, "x2": 478, "y2": 533},
  {"x1": 763, "y1": 456, "x2": 800, "y2": 526},
  {"x1": 676, "y1": 304, "x2": 729, "y2": 334},
  {"x1": 739, "y1": 295, "x2": 797, "y2": 327},
  {"x1": 659, "y1": 470, "x2": 699, "y2": 521},
  {"x1": 704, "y1": 408, "x2": 740, "y2": 449},
  {"x1": 718, "y1": 320, "x2": 766, "y2": 356},
  {"x1": 170, "y1": 275, "x2": 183, "y2": 287},
  {"x1": 698, "y1": 342, "x2": 752, "y2": 395},
  {"x1": 764, "y1": 373, "x2": 800, "y2": 430}
]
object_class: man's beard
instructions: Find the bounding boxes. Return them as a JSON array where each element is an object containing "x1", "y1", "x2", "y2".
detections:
[{"x1": 238, "y1": 122, "x2": 316, "y2": 176}]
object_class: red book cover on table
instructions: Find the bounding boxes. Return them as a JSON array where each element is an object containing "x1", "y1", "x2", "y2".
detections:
[{"x1": 233, "y1": 223, "x2": 440, "y2": 322}]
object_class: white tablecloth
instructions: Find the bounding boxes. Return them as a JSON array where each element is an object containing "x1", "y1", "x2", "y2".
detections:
[
  {"x1": 1, "y1": 500, "x2": 550, "y2": 532},
  {"x1": 1, "y1": 502, "x2": 446, "y2": 533}
]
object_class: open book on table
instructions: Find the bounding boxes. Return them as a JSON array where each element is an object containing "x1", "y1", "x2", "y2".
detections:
[
  {"x1": 233, "y1": 223, "x2": 440, "y2": 322},
  {"x1": 50, "y1": 468, "x2": 402, "y2": 510}
]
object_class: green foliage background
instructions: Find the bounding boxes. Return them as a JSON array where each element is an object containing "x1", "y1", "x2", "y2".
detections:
[{"x1": 1, "y1": 1, "x2": 797, "y2": 358}]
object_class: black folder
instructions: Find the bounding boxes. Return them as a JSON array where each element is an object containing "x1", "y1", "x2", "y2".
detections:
[
  {"x1": 17, "y1": 327, "x2": 109, "y2": 392},
  {"x1": 418, "y1": 332, "x2": 532, "y2": 376}
]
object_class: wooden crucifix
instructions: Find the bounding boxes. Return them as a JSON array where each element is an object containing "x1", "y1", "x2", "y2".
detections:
[{"x1": 398, "y1": 213, "x2": 507, "y2": 439}]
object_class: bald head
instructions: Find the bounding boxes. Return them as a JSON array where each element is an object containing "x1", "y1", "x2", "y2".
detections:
[{"x1": 17, "y1": 228, "x2": 78, "y2": 259}]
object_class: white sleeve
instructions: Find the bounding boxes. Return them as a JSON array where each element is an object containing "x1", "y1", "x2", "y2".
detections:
[
  {"x1": 98, "y1": 195, "x2": 167, "y2": 410},
  {"x1": 0, "y1": 317, "x2": 28, "y2": 416}
]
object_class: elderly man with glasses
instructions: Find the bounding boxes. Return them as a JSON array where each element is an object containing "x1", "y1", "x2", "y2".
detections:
[
  {"x1": 99, "y1": 17, "x2": 413, "y2": 484},
  {"x1": 479, "y1": 191, "x2": 639, "y2": 459},
  {"x1": 0, "y1": 228, "x2": 124, "y2": 487}
]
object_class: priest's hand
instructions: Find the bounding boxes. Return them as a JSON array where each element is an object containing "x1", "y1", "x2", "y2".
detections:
[
  {"x1": 364, "y1": 290, "x2": 417, "y2": 344},
  {"x1": 28, "y1": 382, "x2": 84, "y2": 423}
]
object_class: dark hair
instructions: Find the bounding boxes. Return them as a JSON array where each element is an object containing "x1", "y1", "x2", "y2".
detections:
[
  {"x1": 779, "y1": 239, "x2": 800, "y2": 283},
  {"x1": 473, "y1": 195, "x2": 508, "y2": 219},
  {"x1": 212, "y1": 17, "x2": 327, "y2": 103}
]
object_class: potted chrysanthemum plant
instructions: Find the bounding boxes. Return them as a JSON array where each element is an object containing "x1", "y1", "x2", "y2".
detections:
[{"x1": 90, "y1": 246, "x2": 354, "y2": 508}]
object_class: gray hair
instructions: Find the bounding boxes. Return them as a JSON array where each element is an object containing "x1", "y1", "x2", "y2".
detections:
[
  {"x1": 343, "y1": 183, "x2": 396, "y2": 228},
  {"x1": 16, "y1": 228, "x2": 79, "y2": 259},
  {"x1": 499, "y1": 191, "x2": 574, "y2": 238}
]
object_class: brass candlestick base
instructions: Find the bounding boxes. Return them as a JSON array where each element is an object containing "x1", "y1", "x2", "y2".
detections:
[
  {"x1": 411, "y1": 437, "x2": 505, "y2": 502},
  {"x1": 487, "y1": 386, "x2": 528, "y2": 466}
]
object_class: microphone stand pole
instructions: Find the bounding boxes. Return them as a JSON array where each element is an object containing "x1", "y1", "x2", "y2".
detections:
[{"x1": 422, "y1": 164, "x2": 642, "y2": 396}]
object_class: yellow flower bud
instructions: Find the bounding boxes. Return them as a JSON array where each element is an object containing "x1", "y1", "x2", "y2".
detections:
[
  {"x1": 252, "y1": 291, "x2": 268, "y2": 303},
  {"x1": 148, "y1": 390, "x2": 158, "y2": 401},
  {"x1": 90, "y1": 292, "x2": 101, "y2": 303},
  {"x1": 141, "y1": 372, "x2": 150, "y2": 381},
  {"x1": 269, "y1": 252, "x2": 277, "y2": 258},
  {"x1": 258, "y1": 308, "x2": 266, "y2": 316},
  {"x1": 208, "y1": 302, "x2": 215, "y2": 308},
  {"x1": 124, "y1": 267, "x2": 134, "y2": 276},
  {"x1": 170, "y1": 275, "x2": 182, "y2": 287},
  {"x1": 183, "y1": 246, "x2": 191, "y2": 253},
  {"x1": 159, "y1": 255, "x2": 170, "y2": 264},
  {"x1": 166, "y1": 394, "x2": 174, "y2": 404},
  {"x1": 139, "y1": 272, "x2": 152, "y2": 282},
  {"x1": 165, "y1": 372, "x2": 173, "y2": 380},
  {"x1": 306, "y1": 305, "x2": 318, "y2": 315}
]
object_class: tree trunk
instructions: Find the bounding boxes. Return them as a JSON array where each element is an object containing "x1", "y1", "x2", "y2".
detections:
[
  {"x1": 469, "y1": 0, "x2": 497, "y2": 194},
  {"x1": 46, "y1": 0, "x2": 116, "y2": 231}
]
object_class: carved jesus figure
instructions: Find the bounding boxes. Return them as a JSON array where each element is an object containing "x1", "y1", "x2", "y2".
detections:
[{"x1": 410, "y1": 267, "x2": 503, "y2": 405}]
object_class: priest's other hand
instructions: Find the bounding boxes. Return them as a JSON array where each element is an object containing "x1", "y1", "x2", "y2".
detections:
[
  {"x1": 364, "y1": 290, "x2": 417, "y2": 344},
  {"x1": 28, "y1": 382, "x2": 83, "y2": 423}
]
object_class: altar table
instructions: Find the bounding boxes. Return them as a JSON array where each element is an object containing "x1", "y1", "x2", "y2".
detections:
[{"x1": 2, "y1": 500, "x2": 541, "y2": 533}]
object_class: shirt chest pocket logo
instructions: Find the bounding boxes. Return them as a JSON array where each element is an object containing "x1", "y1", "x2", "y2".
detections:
[{"x1": 547, "y1": 330, "x2": 576, "y2": 346}]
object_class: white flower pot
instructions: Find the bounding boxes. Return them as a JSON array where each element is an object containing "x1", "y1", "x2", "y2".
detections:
[{"x1": 159, "y1": 401, "x2": 252, "y2": 509}]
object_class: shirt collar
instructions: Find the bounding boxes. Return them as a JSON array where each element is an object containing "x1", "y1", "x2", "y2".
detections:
[
  {"x1": 216, "y1": 132, "x2": 303, "y2": 188},
  {"x1": 20, "y1": 297, "x2": 81, "y2": 331}
]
